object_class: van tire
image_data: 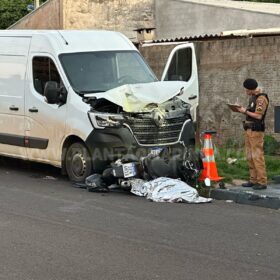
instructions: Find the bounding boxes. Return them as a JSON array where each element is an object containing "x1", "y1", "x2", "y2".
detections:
[{"x1": 65, "y1": 142, "x2": 92, "y2": 182}]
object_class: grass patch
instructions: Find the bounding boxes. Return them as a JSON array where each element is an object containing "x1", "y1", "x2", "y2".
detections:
[
  {"x1": 265, "y1": 155, "x2": 280, "y2": 180},
  {"x1": 215, "y1": 148, "x2": 280, "y2": 183}
]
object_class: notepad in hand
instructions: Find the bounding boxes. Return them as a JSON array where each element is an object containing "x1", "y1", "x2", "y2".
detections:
[{"x1": 227, "y1": 103, "x2": 242, "y2": 112}]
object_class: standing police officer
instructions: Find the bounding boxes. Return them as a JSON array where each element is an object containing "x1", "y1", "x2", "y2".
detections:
[{"x1": 237, "y1": 78, "x2": 269, "y2": 190}]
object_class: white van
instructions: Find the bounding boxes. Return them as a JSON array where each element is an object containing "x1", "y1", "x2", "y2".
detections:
[{"x1": 0, "y1": 30, "x2": 199, "y2": 182}]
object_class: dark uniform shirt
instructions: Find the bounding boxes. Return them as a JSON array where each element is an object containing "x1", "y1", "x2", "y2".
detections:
[{"x1": 246, "y1": 93, "x2": 269, "y2": 131}]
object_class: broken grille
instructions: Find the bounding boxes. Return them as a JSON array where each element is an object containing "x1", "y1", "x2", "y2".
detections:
[{"x1": 125, "y1": 116, "x2": 187, "y2": 145}]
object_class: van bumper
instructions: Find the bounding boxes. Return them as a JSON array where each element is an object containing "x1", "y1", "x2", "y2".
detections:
[{"x1": 85, "y1": 121, "x2": 196, "y2": 172}]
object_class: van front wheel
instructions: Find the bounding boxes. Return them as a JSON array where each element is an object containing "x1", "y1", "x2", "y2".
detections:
[{"x1": 65, "y1": 142, "x2": 92, "y2": 182}]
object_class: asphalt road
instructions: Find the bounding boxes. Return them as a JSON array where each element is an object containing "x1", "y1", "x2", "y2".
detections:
[{"x1": 0, "y1": 157, "x2": 279, "y2": 280}]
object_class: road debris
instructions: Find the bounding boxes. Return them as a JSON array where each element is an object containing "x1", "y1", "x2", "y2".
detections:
[
  {"x1": 227, "y1": 158, "x2": 237, "y2": 165},
  {"x1": 70, "y1": 138, "x2": 215, "y2": 204},
  {"x1": 80, "y1": 150, "x2": 211, "y2": 203},
  {"x1": 43, "y1": 176, "x2": 57, "y2": 180}
]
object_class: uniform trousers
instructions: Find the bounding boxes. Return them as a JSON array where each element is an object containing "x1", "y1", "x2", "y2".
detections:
[{"x1": 245, "y1": 129, "x2": 267, "y2": 185}]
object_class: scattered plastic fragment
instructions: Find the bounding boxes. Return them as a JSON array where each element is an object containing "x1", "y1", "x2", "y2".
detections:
[
  {"x1": 43, "y1": 176, "x2": 57, "y2": 180},
  {"x1": 227, "y1": 158, "x2": 237, "y2": 165}
]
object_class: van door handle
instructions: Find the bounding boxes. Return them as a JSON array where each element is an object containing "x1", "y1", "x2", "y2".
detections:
[
  {"x1": 9, "y1": 105, "x2": 19, "y2": 111},
  {"x1": 29, "y1": 107, "x2": 39, "y2": 113},
  {"x1": 188, "y1": 95, "x2": 197, "y2": 100}
]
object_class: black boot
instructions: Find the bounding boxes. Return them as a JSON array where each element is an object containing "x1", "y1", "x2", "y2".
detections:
[{"x1": 242, "y1": 182, "x2": 255, "y2": 188}]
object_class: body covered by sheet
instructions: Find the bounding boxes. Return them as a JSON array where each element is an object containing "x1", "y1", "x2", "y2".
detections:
[{"x1": 130, "y1": 177, "x2": 212, "y2": 203}]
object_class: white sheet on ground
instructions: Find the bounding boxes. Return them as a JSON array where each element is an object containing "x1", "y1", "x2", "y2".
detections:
[{"x1": 130, "y1": 177, "x2": 212, "y2": 203}]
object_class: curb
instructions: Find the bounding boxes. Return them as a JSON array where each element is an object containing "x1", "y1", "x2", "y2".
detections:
[{"x1": 210, "y1": 188, "x2": 280, "y2": 209}]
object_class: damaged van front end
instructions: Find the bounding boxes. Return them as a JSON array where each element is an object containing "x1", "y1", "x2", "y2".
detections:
[{"x1": 84, "y1": 81, "x2": 202, "y2": 185}]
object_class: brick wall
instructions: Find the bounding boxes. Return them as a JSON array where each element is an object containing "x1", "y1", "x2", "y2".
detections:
[
  {"x1": 140, "y1": 36, "x2": 280, "y2": 144},
  {"x1": 10, "y1": 0, "x2": 62, "y2": 29},
  {"x1": 63, "y1": 0, "x2": 155, "y2": 39}
]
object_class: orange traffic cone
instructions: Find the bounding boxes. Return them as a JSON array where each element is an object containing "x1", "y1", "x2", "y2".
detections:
[{"x1": 199, "y1": 132, "x2": 223, "y2": 182}]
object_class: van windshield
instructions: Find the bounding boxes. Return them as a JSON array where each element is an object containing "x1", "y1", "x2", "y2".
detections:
[{"x1": 59, "y1": 51, "x2": 157, "y2": 93}]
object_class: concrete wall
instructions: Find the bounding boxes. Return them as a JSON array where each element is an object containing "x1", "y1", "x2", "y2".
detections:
[
  {"x1": 63, "y1": 0, "x2": 155, "y2": 39},
  {"x1": 10, "y1": 0, "x2": 280, "y2": 41},
  {"x1": 155, "y1": 0, "x2": 280, "y2": 39},
  {"x1": 10, "y1": 0, "x2": 62, "y2": 29},
  {"x1": 140, "y1": 36, "x2": 280, "y2": 145},
  {"x1": 11, "y1": 0, "x2": 155, "y2": 39}
]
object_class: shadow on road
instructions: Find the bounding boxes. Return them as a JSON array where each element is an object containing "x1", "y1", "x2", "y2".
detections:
[{"x1": 0, "y1": 155, "x2": 64, "y2": 180}]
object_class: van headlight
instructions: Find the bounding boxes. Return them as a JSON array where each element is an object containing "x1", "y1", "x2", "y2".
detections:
[{"x1": 88, "y1": 112, "x2": 124, "y2": 129}]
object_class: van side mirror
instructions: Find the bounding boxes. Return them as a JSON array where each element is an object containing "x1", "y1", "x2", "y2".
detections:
[
  {"x1": 44, "y1": 81, "x2": 67, "y2": 105},
  {"x1": 44, "y1": 81, "x2": 59, "y2": 104}
]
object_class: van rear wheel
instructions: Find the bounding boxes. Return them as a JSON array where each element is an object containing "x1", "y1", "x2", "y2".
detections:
[{"x1": 65, "y1": 142, "x2": 92, "y2": 182}]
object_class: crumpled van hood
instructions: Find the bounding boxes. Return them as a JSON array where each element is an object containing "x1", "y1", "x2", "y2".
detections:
[{"x1": 85, "y1": 81, "x2": 188, "y2": 112}]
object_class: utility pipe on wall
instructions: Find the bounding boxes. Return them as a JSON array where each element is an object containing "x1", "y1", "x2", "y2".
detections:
[{"x1": 34, "y1": 0, "x2": 40, "y2": 8}]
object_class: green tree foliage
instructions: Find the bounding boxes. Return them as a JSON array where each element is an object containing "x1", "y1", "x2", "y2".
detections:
[{"x1": 0, "y1": 0, "x2": 48, "y2": 30}]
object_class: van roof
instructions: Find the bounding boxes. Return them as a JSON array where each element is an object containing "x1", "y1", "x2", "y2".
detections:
[{"x1": 0, "y1": 30, "x2": 136, "y2": 53}]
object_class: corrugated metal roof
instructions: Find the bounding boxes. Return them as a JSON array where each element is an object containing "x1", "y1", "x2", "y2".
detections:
[
  {"x1": 152, "y1": 34, "x2": 233, "y2": 43},
  {"x1": 151, "y1": 28, "x2": 280, "y2": 43}
]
